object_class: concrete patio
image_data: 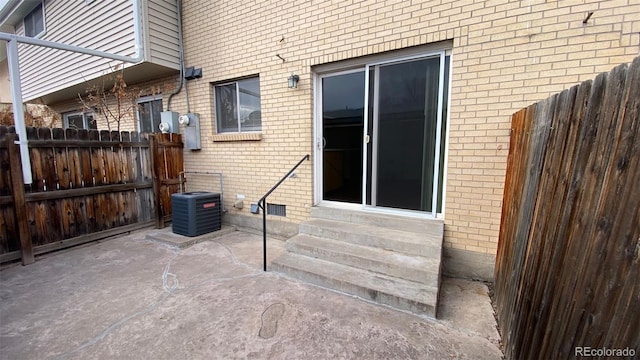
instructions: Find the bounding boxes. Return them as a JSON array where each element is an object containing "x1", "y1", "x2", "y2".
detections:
[{"x1": 0, "y1": 228, "x2": 502, "y2": 359}]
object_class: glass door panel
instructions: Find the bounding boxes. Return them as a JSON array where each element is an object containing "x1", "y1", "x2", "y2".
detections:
[
  {"x1": 365, "y1": 55, "x2": 446, "y2": 213},
  {"x1": 321, "y1": 71, "x2": 365, "y2": 203}
]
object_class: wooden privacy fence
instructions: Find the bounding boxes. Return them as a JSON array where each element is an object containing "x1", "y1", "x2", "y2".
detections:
[
  {"x1": 495, "y1": 57, "x2": 639, "y2": 359},
  {"x1": 150, "y1": 133, "x2": 184, "y2": 228},
  {"x1": 0, "y1": 126, "x2": 183, "y2": 265}
]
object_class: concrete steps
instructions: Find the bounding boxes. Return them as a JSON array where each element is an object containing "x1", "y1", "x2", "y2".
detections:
[
  {"x1": 310, "y1": 206, "x2": 443, "y2": 235},
  {"x1": 300, "y1": 219, "x2": 441, "y2": 257},
  {"x1": 271, "y1": 253, "x2": 438, "y2": 315},
  {"x1": 272, "y1": 207, "x2": 444, "y2": 317},
  {"x1": 287, "y1": 234, "x2": 439, "y2": 284}
]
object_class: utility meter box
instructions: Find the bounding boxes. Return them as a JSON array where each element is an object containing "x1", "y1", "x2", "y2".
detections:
[
  {"x1": 182, "y1": 113, "x2": 201, "y2": 150},
  {"x1": 160, "y1": 111, "x2": 180, "y2": 134}
]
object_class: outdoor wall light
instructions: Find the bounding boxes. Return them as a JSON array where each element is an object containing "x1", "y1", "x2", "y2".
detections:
[{"x1": 288, "y1": 74, "x2": 300, "y2": 88}]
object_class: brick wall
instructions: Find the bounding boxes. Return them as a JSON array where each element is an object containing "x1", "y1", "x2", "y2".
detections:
[{"x1": 170, "y1": 0, "x2": 639, "y2": 256}]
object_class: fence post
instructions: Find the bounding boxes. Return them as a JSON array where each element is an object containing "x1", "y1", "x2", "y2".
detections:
[
  {"x1": 7, "y1": 133, "x2": 34, "y2": 265},
  {"x1": 148, "y1": 134, "x2": 164, "y2": 228}
]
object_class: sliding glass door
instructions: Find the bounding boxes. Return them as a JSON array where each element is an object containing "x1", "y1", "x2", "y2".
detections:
[{"x1": 317, "y1": 51, "x2": 450, "y2": 217}]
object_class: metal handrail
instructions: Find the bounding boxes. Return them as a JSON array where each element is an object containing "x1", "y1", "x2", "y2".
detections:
[{"x1": 259, "y1": 154, "x2": 309, "y2": 271}]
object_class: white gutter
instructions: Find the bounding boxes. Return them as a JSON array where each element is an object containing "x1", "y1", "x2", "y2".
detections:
[{"x1": 0, "y1": 0, "x2": 145, "y2": 184}]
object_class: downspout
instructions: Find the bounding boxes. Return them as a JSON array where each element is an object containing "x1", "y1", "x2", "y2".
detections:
[
  {"x1": 0, "y1": 1, "x2": 145, "y2": 184},
  {"x1": 166, "y1": 0, "x2": 184, "y2": 112},
  {"x1": 133, "y1": 0, "x2": 144, "y2": 62}
]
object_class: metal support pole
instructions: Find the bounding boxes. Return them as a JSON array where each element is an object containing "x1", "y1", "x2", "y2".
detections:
[
  {"x1": 0, "y1": 33, "x2": 144, "y2": 64},
  {"x1": 6, "y1": 38, "x2": 32, "y2": 184},
  {"x1": 261, "y1": 199, "x2": 267, "y2": 272}
]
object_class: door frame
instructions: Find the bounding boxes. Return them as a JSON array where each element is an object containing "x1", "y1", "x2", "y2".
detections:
[{"x1": 313, "y1": 46, "x2": 453, "y2": 219}]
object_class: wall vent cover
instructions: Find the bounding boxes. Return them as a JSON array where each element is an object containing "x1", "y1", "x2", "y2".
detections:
[{"x1": 267, "y1": 203, "x2": 286, "y2": 217}]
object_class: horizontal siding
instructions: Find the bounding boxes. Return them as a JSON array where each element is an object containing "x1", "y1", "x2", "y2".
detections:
[
  {"x1": 18, "y1": 0, "x2": 135, "y2": 101},
  {"x1": 17, "y1": 0, "x2": 179, "y2": 101},
  {"x1": 147, "y1": 0, "x2": 180, "y2": 69}
]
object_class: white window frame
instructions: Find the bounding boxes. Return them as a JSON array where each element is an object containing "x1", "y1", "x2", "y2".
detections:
[
  {"x1": 136, "y1": 95, "x2": 163, "y2": 133},
  {"x1": 213, "y1": 76, "x2": 262, "y2": 133},
  {"x1": 23, "y1": 1, "x2": 46, "y2": 38},
  {"x1": 63, "y1": 111, "x2": 96, "y2": 130}
]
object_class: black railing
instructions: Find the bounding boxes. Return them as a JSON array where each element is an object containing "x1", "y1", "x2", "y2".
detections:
[{"x1": 258, "y1": 154, "x2": 309, "y2": 271}]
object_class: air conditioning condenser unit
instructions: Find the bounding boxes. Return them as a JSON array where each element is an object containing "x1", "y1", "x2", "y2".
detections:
[{"x1": 172, "y1": 192, "x2": 221, "y2": 237}]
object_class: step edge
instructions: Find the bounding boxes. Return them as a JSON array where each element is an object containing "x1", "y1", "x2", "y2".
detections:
[
  {"x1": 310, "y1": 206, "x2": 445, "y2": 225},
  {"x1": 303, "y1": 217, "x2": 444, "y2": 237},
  {"x1": 288, "y1": 234, "x2": 442, "y2": 272},
  {"x1": 300, "y1": 223, "x2": 443, "y2": 245},
  {"x1": 272, "y1": 261, "x2": 437, "y2": 317},
  {"x1": 272, "y1": 253, "x2": 439, "y2": 304}
]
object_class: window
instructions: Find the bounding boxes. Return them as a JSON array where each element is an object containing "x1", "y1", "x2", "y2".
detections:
[
  {"x1": 24, "y1": 2, "x2": 45, "y2": 38},
  {"x1": 64, "y1": 112, "x2": 97, "y2": 130},
  {"x1": 137, "y1": 96, "x2": 163, "y2": 133},
  {"x1": 214, "y1": 77, "x2": 261, "y2": 133}
]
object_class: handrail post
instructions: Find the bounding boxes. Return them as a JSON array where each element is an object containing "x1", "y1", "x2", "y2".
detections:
[
  {"x1": 261, "y1": 198, "x2": 267, "y2": 271},
  {"x1": 260, "y1": 154, "x2": 309, "y2": 272}
]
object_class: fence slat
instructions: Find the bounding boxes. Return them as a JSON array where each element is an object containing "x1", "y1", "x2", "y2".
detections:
[
  {"x1": 27, "y1": 127, "x2": 44, "y2": 192},
  {"x1": 127, "y1": 190, "x2": 137, "y2": 224},
  {"x1": 65, "y1": 129, "x2": 82, "y2": 189},
  {"x1": 110, "y1": 131, "x2": 122, "y2": 184},
  {"x1": 85, "y1": 194, "x2": 97, "y2": 234},
  {"x1": 121, "y1": 132, "x2": 133, "y2": 183},
  {"x1": 0, "y1": 131, "x2": 10, "y2": 196},
  {"x1": 130, "y1": 132, "x2": 142, "y2": 182},
  {"x1": 61, "y1": 197, "x2": 78, "y2": 239},
  {"x1": 0, "y1": 205, "x2": 17, "y2": 252},
  {"x1": 78, "y1": 129, "x2": 93, "y2": 187},
  {"x1": 149, "y1": 134, "x2": 163, "y2": 228},
  {"x1": 37, "y1": 128, "x2": 57, "y2": 192},
  {"x1": 52, "y1": 128, "x2": 69, "y2": 190},
  {"x1": 99, "y1": 130, "x2": 112, "y2": 184},
  {"x1": 90, "y1": 130, "x2": 105, "y2": 186}
]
